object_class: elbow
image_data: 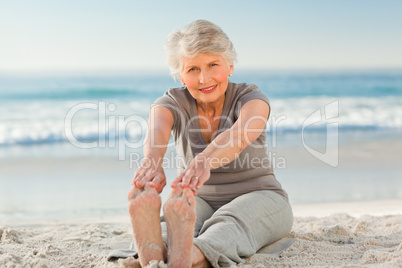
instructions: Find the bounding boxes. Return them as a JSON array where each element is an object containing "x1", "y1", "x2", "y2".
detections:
[
  {"x1": 232, "y1": 130, "x2": 249, "y2": 152},
  {"x1": 234, "y1": 128, "x2": 264, "y2": 152}
]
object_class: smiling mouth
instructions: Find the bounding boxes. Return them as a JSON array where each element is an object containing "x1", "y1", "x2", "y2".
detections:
[{"x1": 199, "y1": 85, "x2": 217, "y2": 92}]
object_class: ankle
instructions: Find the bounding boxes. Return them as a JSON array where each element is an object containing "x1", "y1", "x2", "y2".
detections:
[
  {"x1": 138, "y1": 246, "x2": 165, "y2": 267},
  {"x1": 191, "y1": 245, "x2": 210, "y2": 267}
]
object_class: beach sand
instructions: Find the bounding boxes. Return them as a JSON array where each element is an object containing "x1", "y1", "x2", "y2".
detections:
[
  {"x1": 1, "y1": 200, "x2": 401, "y2": 267},
  {"x1": 1, "y1": 139, "x2": 401, "y2": 267}
]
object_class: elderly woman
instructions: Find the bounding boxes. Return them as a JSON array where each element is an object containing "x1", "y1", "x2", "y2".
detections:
[{"x1": 127, "y1": 20, "x2": 293, "y2": 268}]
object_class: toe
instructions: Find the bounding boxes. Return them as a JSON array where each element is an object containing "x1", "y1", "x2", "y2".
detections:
[
  {"x1": 183, "y1": 188, "x2": 196, "y2": 207},
  {"x1": 144, "y1": 182, "x2": 157, "y2": 193},
  {"x1": 128, "y1": 186, "x2": 142, "y2": 201},
  {"x1": 170, "y1": 183, "x2": 184, "y2": 198}
]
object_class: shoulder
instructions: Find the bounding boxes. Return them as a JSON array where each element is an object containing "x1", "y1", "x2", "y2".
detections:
[
  {"x1": 153, "y1": 86, "x2": 192, "y2": 107},
  {"x1": 228, "y1": 82, "x2": 269, "y2": 106},
  {"x1": 158, "y1": 86, "x2": 193, "y2": 102},
  {"x1": 166, "y1": 86, "x2": 188, "y2": 96},
  {"x1": 152, "y1": 86, "x2": 195, "y2": 126},
  {"x1": 230, "y1": 81, "x2": 259, "y2": 91}
]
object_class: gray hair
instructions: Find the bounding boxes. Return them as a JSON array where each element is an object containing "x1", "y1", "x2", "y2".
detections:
[{"x1": 165, "y1": 20, "x2": 237, "y2": 78}]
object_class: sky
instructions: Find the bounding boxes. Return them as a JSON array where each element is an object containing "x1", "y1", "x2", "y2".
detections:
[{"x1": 1, "y1": 0, "x2": 401, "y2": 74}]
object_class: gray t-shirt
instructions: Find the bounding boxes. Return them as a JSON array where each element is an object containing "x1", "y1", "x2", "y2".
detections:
[{"x1": 153, "y1": 82, "x2": 288, "y2": 208}]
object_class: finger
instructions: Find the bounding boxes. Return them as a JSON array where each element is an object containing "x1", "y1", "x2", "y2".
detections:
[
  {"x1": 191, "y1": 188, "x2": 197, "y2": 196},
  {"x1": 149, "y1": 174, "x2": 164, "y2": 188},
  {"x1": 133, "y1": 176, "x2": 144, "y2": 187},
  {"x1": 181, "y1": 169, "x2": 195, "y2": 187},
  {"x1": 143, "y1": 169, "x2": 156, "y2": 183},
  {"x1": 133, "y1": 161, "x2": 156, "y2": 185},
  {"x1": 195, "y1": 176, "x2": 206, "y2": 190},
  {"x1": 127, "y1": 186, "x2": 141, "y2": 201},
  {"x1": 188, "y1": 166, "x2": 207, "y2": 189},
  {"x1": 171, "y1": 171, "x2": 185, "y2": 188},
  {"x1": 188, "y1": 175, "x2": 199, "y2": 189},
  {"x1": 195, "y1": 172, "x2": 210, "y2": 190},
  {"x1": 156, "y1": 176, "x2": 167, "y2": 194},
  {"x1": 149, "y1": 175, "x2": 160, "y2": 188},
  {"x1": 169, "y1": 182, "x2": 184, "y2": 198},
  {"x1": 134, "y1": 176, "x2": 144, "y2": 187},
  {"x1": 133, "y1": 168, "x2": 141, "y2": 179},
  {"x1": 132, "y1": 168, "x2": 147, "y2": 186},
  {"x1": 144, "y1": 182, "x2": 157, "y2": 192},
  {"x1": 132, "y1": 170, "x2": 140, "y2": 185},
  {"x1": 195, "y1": 181, "x2": 203, "y2": 190},
  {"x1": 137, "y1": 169, "x2": 157, "y2": 186},
  {"x1": 181, "y1": 184, "x2": 198, "y2": 195}
]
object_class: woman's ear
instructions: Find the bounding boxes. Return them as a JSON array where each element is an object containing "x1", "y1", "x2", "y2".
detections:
[
  {"x1": 229, "y1": 65, "x2": 234, "y2": 76},
  {"x1": 179, "y1": 76, "x2": 185, "y2": 86}
]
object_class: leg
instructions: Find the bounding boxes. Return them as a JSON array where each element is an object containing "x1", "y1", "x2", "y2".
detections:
[
  {"x1": 161, "y1": 195, "x2": 215, "y2": 242},
  {"x1": 191, "y1": 197, "x2": 215, "y2": 267},
  {"x1": 194, "y1": 196, "x2": 216, "y2": 237},
  {"x1": 194, "y1": 191, "x2": 293, "y2": 267},
  {"x1": 191, "y1": 244, "x2": 211, "y2": 268},
  {"x1": 163, "y1": 184, "x2": 196, "y2": 268},
  {"x1": 128, "y1": 183, "x2": 166, "y2": 266},
  {"x1": 160, "y1": 194, "x2": 213, "y2": 267}
]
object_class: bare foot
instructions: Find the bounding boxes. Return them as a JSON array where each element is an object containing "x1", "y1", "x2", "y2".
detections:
[
  {"x1": 128, "y1": 183, "x2": 166, "y2": 266},
  {"x1": 163, "y1": 184, "x2": 196, "y2": 268}
]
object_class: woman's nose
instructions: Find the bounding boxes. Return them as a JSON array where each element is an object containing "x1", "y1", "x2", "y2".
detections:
[{"x1": 199, "y1": 70, "x2": 211, "y2": 84}]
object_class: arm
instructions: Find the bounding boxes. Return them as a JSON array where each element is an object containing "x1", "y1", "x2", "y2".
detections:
[
  {"x1": 131, "y1": 105, "x2": 173, "y2": 193},
  {"x1": 172, "y1": 99, "x2": 270, "y2": 190}
]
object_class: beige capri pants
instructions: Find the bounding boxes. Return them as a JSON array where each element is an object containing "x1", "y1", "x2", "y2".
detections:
[{"x1": 161, "y1": 190, "x2": 293, "y2": 267}]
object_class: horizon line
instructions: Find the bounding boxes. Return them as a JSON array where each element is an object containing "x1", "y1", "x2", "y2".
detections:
[{"x1": 1, "y1": 66, "x2": 401, "y2": 77}]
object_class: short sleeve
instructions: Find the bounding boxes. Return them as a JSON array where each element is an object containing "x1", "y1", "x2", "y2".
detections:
[
  {"x1": 234, "y1": 84, "x2": 271, "y2": 119},
  {"x1": 152, "y1": 91, "x2": 181, "y2": 134}
]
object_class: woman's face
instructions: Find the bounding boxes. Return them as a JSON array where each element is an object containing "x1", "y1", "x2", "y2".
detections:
[{"x1": 180, "y1": 54, "x2": 233, "y2": 106}]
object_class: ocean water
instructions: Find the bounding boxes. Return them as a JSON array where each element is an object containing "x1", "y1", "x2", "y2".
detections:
[
  {"x1": 1, "y1": 70, "x2": 402, "y2": 150},
  {"x1": 1, "y1": 70, "x2": 402, "y2": 222}
]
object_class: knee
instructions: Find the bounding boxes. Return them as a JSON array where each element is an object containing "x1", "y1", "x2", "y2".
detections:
[
  {"x1": 282, "y1": 205, "x2": 294, "y2": 236},
  {"x1": 202, "y1": 211, "x2": 244, "y2": 233}
]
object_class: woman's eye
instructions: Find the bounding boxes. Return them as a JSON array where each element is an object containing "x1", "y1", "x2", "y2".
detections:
[
  {"x1": 211, "y1": 63, "x2": 218, "y2": 67},
  {"x1": 188, "y1": 67, "x2": 196, "y2": 72}
]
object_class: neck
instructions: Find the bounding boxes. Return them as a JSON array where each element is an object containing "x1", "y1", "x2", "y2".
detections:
[{"x1": 196, "y1": 95, "x2": 225, "y2": 117}]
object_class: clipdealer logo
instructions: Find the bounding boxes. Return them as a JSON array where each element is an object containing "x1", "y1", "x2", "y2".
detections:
[
  {"x1": 302, "y1": 100, "x2": 339, "y2": 167},
  {"x1": 64, "y1": 100, "x2": 340, "y2": 167}
]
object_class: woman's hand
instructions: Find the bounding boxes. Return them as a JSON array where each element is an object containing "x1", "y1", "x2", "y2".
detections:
[
  {"x1": 171, "y1": 154, "x2": 210, "y2": 191},
  {"x1": 131, "y1": 157, "x2": 166, "y2": 194}
]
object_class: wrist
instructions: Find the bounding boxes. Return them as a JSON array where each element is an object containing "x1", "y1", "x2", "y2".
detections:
[
  {"x1": 194, "y1": 153, "x2": 211, "y2": 169},
  {"x1": 141, "y1": 156, "x2": 163, "y2": 170}
]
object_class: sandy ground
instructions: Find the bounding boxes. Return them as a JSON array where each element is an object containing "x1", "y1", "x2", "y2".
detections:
[
  {"x1": 1, "y1": 199, "x2": 401, "y2": 268},
  {"x1": 1, "y1": 139, "x2": 401, "y2": 267}
]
